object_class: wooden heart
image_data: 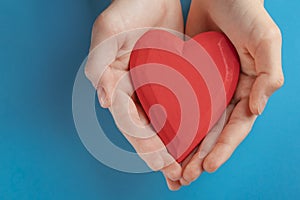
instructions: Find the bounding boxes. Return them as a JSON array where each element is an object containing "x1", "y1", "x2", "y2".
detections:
[{"x1": 129, "y1": 30, "x2": 240, "y2": 162}]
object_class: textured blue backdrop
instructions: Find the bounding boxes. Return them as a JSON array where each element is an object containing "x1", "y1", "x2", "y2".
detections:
[{"x1": 0, "y1": 0, "x2": 299, "y2": 199}]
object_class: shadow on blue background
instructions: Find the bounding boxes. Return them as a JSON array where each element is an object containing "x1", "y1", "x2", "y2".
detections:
[{"x1": 0, "y1": 0, "x2": 299, "y2": 199}]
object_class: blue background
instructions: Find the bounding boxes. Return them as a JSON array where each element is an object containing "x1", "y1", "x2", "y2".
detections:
[{"x1": 0, "y1": 0, "x2": 299, "y2": 199}]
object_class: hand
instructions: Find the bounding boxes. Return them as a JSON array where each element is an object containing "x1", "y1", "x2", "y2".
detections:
[
  {"x1": 84, "y1": 0, "x2": 185, "y2": 190},
  {"x1": 180, "y1": 0, "x2": 284, "y2": 185}
]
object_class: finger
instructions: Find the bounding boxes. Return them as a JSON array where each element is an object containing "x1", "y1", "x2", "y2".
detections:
[
  {"x1": 180, "y1": 159, "x2": 203, "y2": 186},
  {"x1": 86, "y1": 36, "x2": 131, "y2": 108},
  {"x1": 159, "y1": 147, "x2": 183, "y2": 190},
  {"x1": 85, "y1": 5, "x2": 123, "y2": 87},
  {"x1": 181, "y1": 105, "x2": 234, "y2": 184},
  {"x1": 179, "y1": 147, "x2": 199, "y2": 186},
  {"x1": 84, "y1": 20, "x2": 120, "y2": 107},
  {"x1": 179, "y1": 150, "x2": 197, "y2": 186},
  {"x1": 109, "y1": 87, "x2": 182, "y2": 178},
  {"x1": 111, "y1": 92, "x2": 171, "y2": 170},
  {"x1": 126, "y1": 128, "x2": 182, "y2": 179},
  {"x1": 86, "y1": 29, "x2": 148, "y2": 108},
  {"x1": 249, "y1": 21, "x2": 284, "y2": 115},
  {"x1": 105, "y1": 67, "x2": 179, "y2": 172},
  {"x1": 109, "y1": 72, "x2": 157, "y2": 139},
  {"x1": 181, "y1": 146, "x2": 198, "y2": 169},
  {"x1": 197, "y1": 104, "x2": 235, "y2": 159},
  {"x1": 85, "y1": 8, "x2": 131, "y2": 108},
  {"x1": 185, "y1": 0, "x2": 221, "y2": 37},
  {"x1": 161, "y1": 162, "x2": 182, "y2": 182},
  {"x1": 165, "y1": 176, "x2": 181, "y2": 191},
  {"x1": 127, "y1": 131, "x2": 182, "y2": 178},
  {"x1": 203, "y1": 98, "x2": 257, "y2": 173}
]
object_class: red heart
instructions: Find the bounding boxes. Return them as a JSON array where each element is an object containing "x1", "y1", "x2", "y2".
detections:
[{"x1": 129, "y1": 30, "x2": 240, "y2": 162}]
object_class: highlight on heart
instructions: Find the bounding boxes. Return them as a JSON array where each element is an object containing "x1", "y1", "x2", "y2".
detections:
[{"x1": 72, "y1": 27, "x2": 240, "y2": 173}]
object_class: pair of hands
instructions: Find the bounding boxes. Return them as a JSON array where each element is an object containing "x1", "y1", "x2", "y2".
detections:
[{"x1": 85, "y1": 0, "x2": 284, "y2": 190}]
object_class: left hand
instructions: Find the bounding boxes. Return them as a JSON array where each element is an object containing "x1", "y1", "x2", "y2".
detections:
[{"x1": 180, "y1": 0, "x2": 284, "y2": 186}]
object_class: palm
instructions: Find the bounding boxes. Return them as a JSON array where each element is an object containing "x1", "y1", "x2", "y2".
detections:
[{"x1": 88, "y1": 0, "x2": 183, "y2": 106}]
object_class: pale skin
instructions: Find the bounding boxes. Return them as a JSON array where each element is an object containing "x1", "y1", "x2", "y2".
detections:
[
  {"x1": 180, "y1": 0, "x2": 284, "y2": 189},
  {"x1": 85, "y1": 0, "x2": 284, "y2": 191}
]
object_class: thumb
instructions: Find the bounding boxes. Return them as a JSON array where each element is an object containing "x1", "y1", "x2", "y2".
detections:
[{"x1": 249, "y1": 24, "x2": 284, "y2": 115}]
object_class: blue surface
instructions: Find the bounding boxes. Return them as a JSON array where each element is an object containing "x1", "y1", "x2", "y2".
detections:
[{"x1": 0, "y1": 0, "x2": 299, "y2": 199}]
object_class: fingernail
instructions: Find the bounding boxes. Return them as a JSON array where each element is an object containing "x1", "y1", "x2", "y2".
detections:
[
  {"x1": 98, "y1": 87, "x2": 106, "y2": 107},
  {"x1": 258, "y1": 95, "x2": 268, "y2": 115},
  {"x1": 100, "y1": 97, "x2": 106, "y2": 107},
  {"x1": 198, "y1": 150, "x2": 207, "y2": 159}
]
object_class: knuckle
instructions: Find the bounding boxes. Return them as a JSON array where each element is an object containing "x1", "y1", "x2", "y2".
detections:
[
  {"x1": 276, "y1": 74, "x2": 285, "y2": 88},
  {"x1": 270, "y1": 73, "x2": 285, "y2": 90},
  {"x1": 261, "y1": 26, "x2": 282, "y2": 43},
  {"x1": 254, "y1": 26, "x2": 282, "y2": 53},
  {"x1": 92, "y1": 13, "x2": 107, "y2": 33},
  {"x1": 83, "y1": 66, "x2": 100, "y2": 88},
  {"x1": 92, "y1": 13, "x2": 121, "y2": 37}
]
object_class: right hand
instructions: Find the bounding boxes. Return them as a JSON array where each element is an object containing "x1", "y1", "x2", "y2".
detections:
[{"x1": 85, "y1": 0, "x2": 184, "y2": 191}]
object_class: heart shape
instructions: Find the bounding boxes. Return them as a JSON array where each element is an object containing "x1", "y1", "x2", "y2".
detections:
[{"x1": 129, "y1": 30, "x2": 240, "y2": 162}]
